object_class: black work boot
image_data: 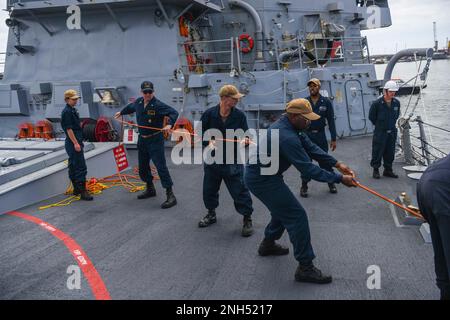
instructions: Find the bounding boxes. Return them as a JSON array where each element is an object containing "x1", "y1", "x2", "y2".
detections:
[
  {"x1": 383, "y1": 170, "x2": 399, "y2": 178},
  {"x1": 258, "y1": 238, "x2": 289, "y2": 256},
  {"x1": 373, "y1": 168, "x2": 381, "y2": 179},
  {"x1": 161, "y1": 187, "x2": 177, "y2": 209},
  {"x1": 241, "y1": 216, "x2": 254, "y2": 237},
  {"x1": 199, "y1": 210, "x2": 217, "y2": 228},
  {"x1": 295, "y1": 263, "x2": 332, "y2": 284},
  {"x1": 78, "y1": 182, "x2": 93, "y2": 201},
  {"x1": 137, "y1": 181, "x2": 156, "y2": 200},
  {"x1": 72, "y1": 180, "x2": 81, "y2": 196},
  {"x1": 300, "y1": 182, "x2": 308, "y2": 198},
  {"x1": 440, "y1": 288, "x2": 450, "y2": 300},
  {"x1": 328, "y1": 183, "x2": 337, "y2": 194}
]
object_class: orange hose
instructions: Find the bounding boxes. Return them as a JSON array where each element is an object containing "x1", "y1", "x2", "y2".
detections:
[{"x1": 354, "y1": 180, "x2": 425, "y2": 220}]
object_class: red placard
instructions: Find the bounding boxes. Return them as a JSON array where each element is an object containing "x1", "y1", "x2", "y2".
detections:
[
  {"x1": 127, "y1": 129, "x2": 134, "y2": 142},
  {"x1": 331, "y1": 40, "x2": 343, "y2": 59},
  {"x1": 113, "y1": 145, "x2": 129, "y2": 172}
]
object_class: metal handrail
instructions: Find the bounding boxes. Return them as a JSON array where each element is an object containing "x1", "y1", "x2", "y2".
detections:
[
  {"x1": 179, "y1": 37, "x2": 236, "y2": 74},
  {"x1": 178, "y1": 35, "x2": 370, "y2": 73}
]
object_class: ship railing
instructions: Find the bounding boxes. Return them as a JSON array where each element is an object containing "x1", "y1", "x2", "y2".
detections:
[
  {"x1": 178, "y1": 35, "x2": 370, "y2": 74},
  {"x1": 0, "y1": 52, "x2": 5, "y2": 76},
  {"x1": 273, "y1": 36, "x2": 370, "y2": 69},
  {"x1": 399, "y1": 116, "x2": 449, "y2": 166},
  {"x1": 397, "y1": 55, "x2": 448, "y2": 165},
  {"x1": 178, "y1": 38, "x2": 236, "y2": 74}
]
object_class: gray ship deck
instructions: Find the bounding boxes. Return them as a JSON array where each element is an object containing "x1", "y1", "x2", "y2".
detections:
[{"x1": 0, "y1": 136, "x2": 438, "y2": 300}]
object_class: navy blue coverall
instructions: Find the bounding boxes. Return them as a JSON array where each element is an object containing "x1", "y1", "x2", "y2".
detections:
[
  {"x1": 369, "y1": 97, "x2": 401, "y2": 171},
  {"x1": 417, "y1": 154, "x2": 450, "y2": 299},
  {"x1": 244, "y1": 115, "x2": 343, "y2": 264},
  {"x1": 302, "y1": 95, "x2": 337, "y2": 183},
  {"x1": 200, "y1": 104, "x2": 253, "y2": 217},
  {"x1": 61, "y1": 104, "x2": 87, "y2": 184},
  {"x1": 120, "y1": 96, "x2": 179, "y2": 189}
]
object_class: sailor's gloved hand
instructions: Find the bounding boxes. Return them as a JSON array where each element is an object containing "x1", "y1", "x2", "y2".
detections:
[
  {"x1": 341, "y1": 175, "x2": 357, "y2": 187},
  {"x1": 240, "y1": 137, "x2": 251, "y2": 147},
  {"x1": 335, "y1": 162, "x2": 355, "y2": 178},
  {"x1": 162, "y1": 125, "x2": 172, "y2": 133}
]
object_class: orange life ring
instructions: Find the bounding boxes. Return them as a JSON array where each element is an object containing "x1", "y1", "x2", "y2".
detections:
[{"x1": 238, "y1": 34, "x2": 254, "y2": 54}]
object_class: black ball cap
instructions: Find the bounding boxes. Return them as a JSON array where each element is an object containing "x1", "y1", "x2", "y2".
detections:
[{"x1": 141, "y1": 81, "x2": 154, "y2": 92}]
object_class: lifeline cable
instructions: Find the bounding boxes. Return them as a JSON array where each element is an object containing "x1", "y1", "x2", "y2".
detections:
[{"x1": 354, "y1": 180, "x2": 424, "y2": 221}]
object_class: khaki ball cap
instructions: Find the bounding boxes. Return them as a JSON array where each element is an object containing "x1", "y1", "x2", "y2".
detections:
[
  {"x1": 64, "y1": 89, "x2": 80, "y2": 100},
  {"x1": 219, "y1": 85, "x2": 245, "y2": 99},
  {"x1": 286, "y1": 98, "x2": 321, "y2": 121}
]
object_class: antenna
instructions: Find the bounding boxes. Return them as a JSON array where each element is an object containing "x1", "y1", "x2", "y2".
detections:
[{"x1": 433, "y1": 21, "x2": 438, "y2": 51}]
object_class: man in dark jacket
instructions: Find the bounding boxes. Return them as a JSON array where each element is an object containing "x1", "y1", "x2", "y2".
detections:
[
  {"x1": 417, "y1": 154, "x2": 450, "y2": 300},
  {"x1": 369, "y1": 80, "x2": 401, "y2": 179},
  {"x1": 198, "y1": 85, "x2": 254, "y2": 237},
  {"x1": 300, "y1": 78, "x2": 338, "y2": 197},
  {"x1": 115, "y1": 81, "x2": 179, "y2": 209},
  {"x1": 245, "y1": 98, "x2": 357, "y2": 284}
]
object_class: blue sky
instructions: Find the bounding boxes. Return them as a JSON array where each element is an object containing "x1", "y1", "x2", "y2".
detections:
[{"x1": 0, "y1": 0, "x2": 448, "y2": 60}]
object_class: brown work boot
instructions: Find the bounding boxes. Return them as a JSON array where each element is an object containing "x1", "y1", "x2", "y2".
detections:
[
  {"x1": 241, "y1": 216, "x2": 253, "y2": 237},
  {"x1": 72, "y1": 180, "x2": 81, "y2": 196},
  {"x1": 137, "y1": 182, "x2": 156, "y2": 199},
  {"x1": 328, "y1": 183, "x2": 337, "y2": 194},
  {"x1": 78, "y1": 182, "x2": 93, "y2": 201},
  {"x1": 373, "y1": 168, "x2": 381, "y2": 179},
  {"x1": 199, "y1": 210, "x2": 217, "y2": 228},
  {"x1": 383, "y1": 170, "x2": 399, "y2": 178},
  {"x1": 300, "y1": 182, "x2": 308, "y2": 198},
  {"x1": 295, "y1": 263, "x2": 332, "y2": 284},
  {"x1": 161, "y1": 187, "x2": 177, "y2": 209},
  {"x1": 258, "y1": 239, "x2": 289, "y2": 256}
]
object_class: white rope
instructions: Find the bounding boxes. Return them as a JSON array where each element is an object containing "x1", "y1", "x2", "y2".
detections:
[{"x1": 412, "y1": 55, "x2": 435, "y2": 148}]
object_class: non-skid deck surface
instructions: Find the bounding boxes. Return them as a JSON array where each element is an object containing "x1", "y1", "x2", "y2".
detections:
[{"x1": 0, "y1": 136, "x2": 438, "y2": 299}]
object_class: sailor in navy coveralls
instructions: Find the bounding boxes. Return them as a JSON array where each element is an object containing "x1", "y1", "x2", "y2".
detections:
[
  {"x1": 369, "y1": 80, "x2": 401, "y2": 179},
  {"x1": 417, "y1": 154, "x2": 450, "y2": 300},
  {"x1": 61, "y1": 89, "x2": 93, "y2": 201},
  {"x1": 300, "y1": 78, "x2": 338, "y2": 197},
  {"x1": 197, "y1": 85, "x2": 254, "y2": 237},
  {"x1": 245, "y1": 98, "x2": 357, "y2": 284},
  {"x1": 115, "y1": 81, "x2": 179, "y2": 209}
]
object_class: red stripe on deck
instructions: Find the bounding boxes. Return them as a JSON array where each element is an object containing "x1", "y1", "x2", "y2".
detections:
[{"x1": 7, "y1": 211, "x2": 111, "y2": 300}]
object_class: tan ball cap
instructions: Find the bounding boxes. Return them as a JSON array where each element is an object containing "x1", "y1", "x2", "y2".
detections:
[
  {"x1": 307, "y1": 78, "x2": 321, "y2": 87},
  {"x1": 286, "y1": 98, "x2": 321, "y2": 121},
  {"x1": 64, "y1": 89, "x2": 80, "y2": 100},
  {"x1": 219, "y1": 85, "x2": 245, "y2": 99}
]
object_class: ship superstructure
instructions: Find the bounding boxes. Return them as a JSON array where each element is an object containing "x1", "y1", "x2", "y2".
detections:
[{"x1": 0, "y1": 0, "x2": 396, "y2": 139}]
